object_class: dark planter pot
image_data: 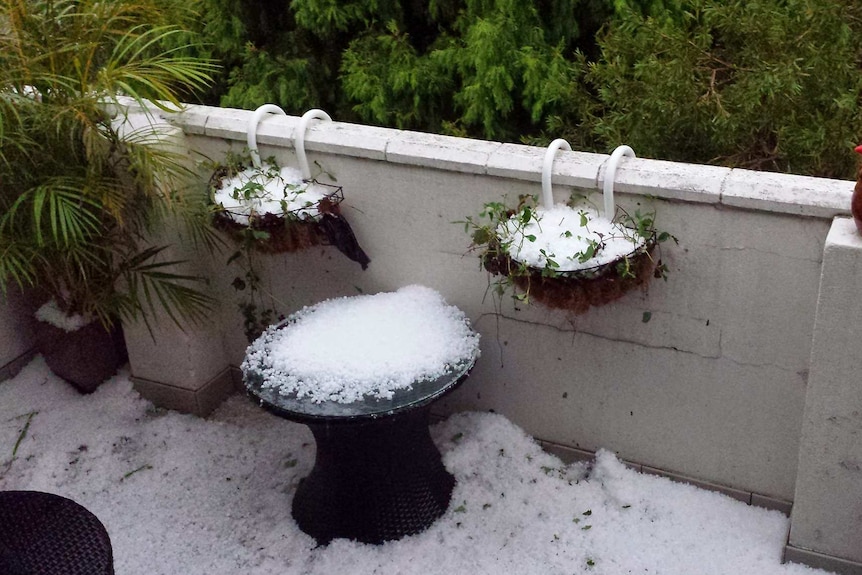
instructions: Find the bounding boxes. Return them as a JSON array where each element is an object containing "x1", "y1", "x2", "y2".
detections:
[
  {"x1": 37, "y1": 320, "x2": 128, "y2": 394},
  {"x1": 852, "y1": 184, "x2": 862, "y2": 235},
  {"x1": 854, "y1": 145, "x2": 862, "y2": 234}
]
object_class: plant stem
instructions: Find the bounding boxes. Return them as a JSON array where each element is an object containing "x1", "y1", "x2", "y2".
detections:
[
  {"x1": 12, "y1": 411, "x2": 37, "y2": 458},
  {"x1": 122, "y1": 464, "x2": 153, "y2": 480}
]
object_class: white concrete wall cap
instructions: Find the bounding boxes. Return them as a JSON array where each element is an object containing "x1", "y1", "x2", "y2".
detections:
[
  {"x1": 598, "y1": 157, "x2": 729, "y2": 204},
  {"x1": 722, "y1": 168, "x2": 851, "y2": 218},
  {"x1": 488, "y1": 143, "x2": 602, "y2": 191},
  {"x1": 308, "y1": 121, "x2": 390, "y2": 161},
  {"x1": 385, "y1": 130, "x2": 502, "y2": 174},
  {"x1": 205, "y1": 106, "x2": 290, "y2": 143},
  {"x1": 163, "y1": 103, "x2": 210, "y2": 135},
  {"x1": 824, "y1": 215, "x2": 860, "y2": 249},
  {"x1": 163, "y1": 102, "x2": 853, "y2": 220}
]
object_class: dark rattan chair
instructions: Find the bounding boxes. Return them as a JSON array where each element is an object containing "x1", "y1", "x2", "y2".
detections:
[{"x1": 0, "y1": 491, "x2": 114, "y2": 575}]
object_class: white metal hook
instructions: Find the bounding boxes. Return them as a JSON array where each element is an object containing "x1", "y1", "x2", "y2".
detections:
[
  {"x1": 542, "y1": 138, "x2": 572, "y2": 210},
  {"x1": 602, "y1": 145, "x2": 636, "y2": 219},
  {"x1": 247, "y1": 104, "x2": 286, "y2": 169},
  {"x1": 296, "y1": 109, "x2": 332, "y2": 180}
]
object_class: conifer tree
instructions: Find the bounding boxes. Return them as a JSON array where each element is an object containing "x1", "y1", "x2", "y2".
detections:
[
  {"x1": 192, "y1": 0, "x2": 862, "y2": 178},
  {"x1": 580, "y1": 0, "x2": 862, "y2": 177}
]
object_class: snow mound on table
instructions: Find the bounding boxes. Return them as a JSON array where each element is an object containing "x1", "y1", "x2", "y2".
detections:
[{"x1": 242, "y1": 285, "x2": 480, "y2": 404}]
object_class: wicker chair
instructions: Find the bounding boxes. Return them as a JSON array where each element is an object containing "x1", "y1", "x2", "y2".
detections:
[{"x1": 0, "y1": 491, "x2": 114, "y2": 575}]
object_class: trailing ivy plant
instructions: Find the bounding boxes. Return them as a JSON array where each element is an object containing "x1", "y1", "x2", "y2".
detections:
[
  {"x1": 207, "y1": 150, "x2": 289, "y2": 343},
  {"x1": 226, "y1": 232, "x2": 283, "y2": 344},
  {"x1": 207, "y1": 149, "x2": 351, "y2": 342}
]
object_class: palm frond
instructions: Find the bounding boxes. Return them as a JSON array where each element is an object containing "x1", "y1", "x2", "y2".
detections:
[
  {"x1": 0, "y1": 0, "x2": 217, "y2": 330},
  {"x1": 1, "y1": 178, "x2": 104, "y2": 247},
  {"x1": 100, "y1": 26, "x2": 217, "y2": 109},
  {"x1": 0, "y1": 239, "x2": 38, "y2": 292},
  {"x1": 120, "y1": 245, "x2": 213, "y2": 328}
]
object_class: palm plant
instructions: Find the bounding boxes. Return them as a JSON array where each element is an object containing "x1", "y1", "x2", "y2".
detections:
[{"x1": 0, "y1": 0, "x2": 219, "y2": 330}]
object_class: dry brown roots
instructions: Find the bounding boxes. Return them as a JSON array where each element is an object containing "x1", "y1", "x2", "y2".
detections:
[
  {"x1": 483, "y1": 244, "x2": 657, "y2": 314},
  {"x1": 209, "y1": 166, "x2": 340, "y2": 254},
  {"x1": 212, "y1": 211, "x2": 326, "y2": 254}
]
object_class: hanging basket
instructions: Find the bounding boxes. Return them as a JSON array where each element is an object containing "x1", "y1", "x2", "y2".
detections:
[
  {"x1": 209, "y1": 106, "x2": 344, "y2": 254},
  {"x1": 210, "y1": 167, "x2": 344, "y2": 254},
  {"x1": 482, "y1": 234, "x2": 657, "y2": 313},
  {"x1": 469, "y1": 142, "x2": 667, "y2": 313}
]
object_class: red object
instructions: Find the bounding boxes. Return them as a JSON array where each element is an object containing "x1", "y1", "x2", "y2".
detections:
[{"x1": 853, "y1": 146, "x2": 862, "y2": 234}]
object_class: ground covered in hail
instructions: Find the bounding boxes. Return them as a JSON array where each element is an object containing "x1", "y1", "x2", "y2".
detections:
[{"x1": 0, "y1": 358, "x2": 829, "y2": 575}]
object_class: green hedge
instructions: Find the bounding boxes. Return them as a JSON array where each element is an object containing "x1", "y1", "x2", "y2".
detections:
[{"x1": 192, "y1": 0, "x2": 862, "y2": 178}]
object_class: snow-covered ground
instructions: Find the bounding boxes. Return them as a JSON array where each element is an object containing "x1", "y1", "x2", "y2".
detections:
[{"x1": 0, "y1": 358, "x2": 830, "y2": 575}]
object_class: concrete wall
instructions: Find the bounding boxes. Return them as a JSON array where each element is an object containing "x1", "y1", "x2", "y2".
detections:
[
  {"x1": 160, "y1": 105, "x2": 862, "y2": 572},
  {"x1": 114, "y1": 110, "x2": 236, "y2": 415},
  {"x1": 164, "y1": 104, "x2": 850, "y2": 502},
  {"x1": 3, "y1": 101, "x2": 858, "y2": 572}
]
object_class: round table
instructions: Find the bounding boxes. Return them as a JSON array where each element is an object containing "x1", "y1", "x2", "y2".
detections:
[{"x1": 244, "y1": 338, "x2": 477, "y2": 545}]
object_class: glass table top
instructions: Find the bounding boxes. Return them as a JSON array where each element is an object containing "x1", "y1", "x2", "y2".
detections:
[{"x1": 245, "y1": 351, "x2": 477, "y2": 424}]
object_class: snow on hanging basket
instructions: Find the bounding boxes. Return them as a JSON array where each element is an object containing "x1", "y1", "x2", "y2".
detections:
[
  {"x1": 464, "y1": 142, "x2": 673, "y2": 313},
  {"x1": 209, "y1": 106, "x2": 369, "y2": 267},
  {"x1": 209, "y1": 161, "x2": 344, "y2": 254}
]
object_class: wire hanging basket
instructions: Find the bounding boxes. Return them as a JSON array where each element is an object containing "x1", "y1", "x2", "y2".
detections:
[
  {"x1": 480, "y1": 142, "x2": 660, "y2": 313},
  {"x1": 209, "y1": 106, "x2": 346, "y2": 254}
]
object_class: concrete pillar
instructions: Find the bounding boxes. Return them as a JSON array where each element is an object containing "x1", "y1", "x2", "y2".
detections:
[
  {"x1": 787, "y1": 217, "x2": 862, "y2": 575},
  {"x1": 124, "y1": 319, "x2": 235, "y2": 416},
  {"x1": 117, "y1": 109, "x2": 235, "y2": 415}
]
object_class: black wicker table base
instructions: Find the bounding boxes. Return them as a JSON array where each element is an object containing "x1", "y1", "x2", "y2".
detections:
[
  {"x1": 244, "y1": 329, "x2": 477, "y2": 546},
  {"x1": 292, "y1": 407, "x2": 454, "y2": 545}
]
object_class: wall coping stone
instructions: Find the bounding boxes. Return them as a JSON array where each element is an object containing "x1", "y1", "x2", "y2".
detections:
[{"x1": 158, "y1": 102, "x2": 853, "y2": 218}]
